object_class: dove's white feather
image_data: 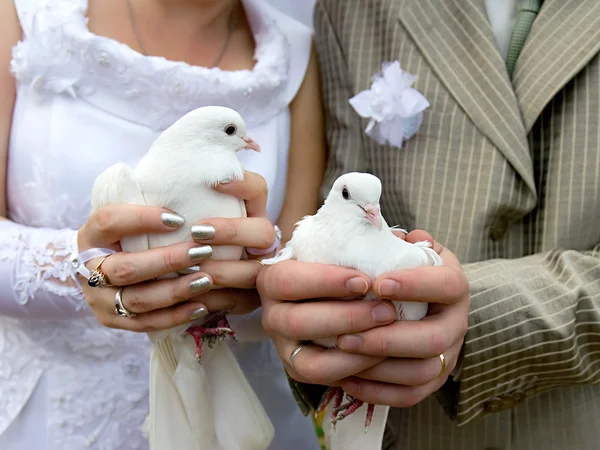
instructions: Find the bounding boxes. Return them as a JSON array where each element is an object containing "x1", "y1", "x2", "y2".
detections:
[
  {"x1": 91, "y1": 162, "x2": 150, "y2": 253},
  {"x1": 91, "y1": 106, "x2": 273, "y2": 450},
  {"x1": 262, "y1": 172, "x2": 443, "y2": 450}
]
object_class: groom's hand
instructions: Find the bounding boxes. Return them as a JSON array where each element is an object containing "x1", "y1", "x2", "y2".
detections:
[
  {"x1": 336, "y1": 230, "x2": 470, "y2": 407},
  {"x1": 257, "y1": 261, "x2": 396, "y2": 385}
]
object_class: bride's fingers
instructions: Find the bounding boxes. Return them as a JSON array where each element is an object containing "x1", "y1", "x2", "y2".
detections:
[
  {"x1": 86, "y1": 241, "x2": 212, "y2": 287},
  {"x1": 80, "y1": 204, "x2": 183, "y2": 248},
  {"x1": 191, "y1": 217, "x2": 276, "y2": 250},
  {"x1": 214, "y1": 170, "x2": 268, "y2": 218},
  {"x1": 195, "y1": 259, "x2": 263, "y2": 289},
  {"x1": 95, "y1": 272, "x2": 214, "y2": 315},
  {"x1": 107, "y1": 299, "x2": 210, "y2": 333},
  {"x1": 199, "y1": 288, "x2": 262, "y2": 315},
  {"x1": 110, "y1": 289, "x2": 261, "y2": 333}
]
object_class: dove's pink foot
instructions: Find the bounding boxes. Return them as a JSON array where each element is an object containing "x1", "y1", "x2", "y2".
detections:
[
  {"x1": 316, "y1": 387, "x2": 339, "y2": 413},
  {"x1": 365, "y1": 403, "x2": 375, "y2": 433},
  {"x1": 332, "y1": 395, "x2": 364, "y2": 426},
  {"x1": 317, "y1": 389, "x2": 376, "y2": 433},
  {"x1": 186, "y1": 311, "x2": 237, "y2": 362},
  {"x1": 316, "y1": 387, "x2": 374, "y2": 431}
]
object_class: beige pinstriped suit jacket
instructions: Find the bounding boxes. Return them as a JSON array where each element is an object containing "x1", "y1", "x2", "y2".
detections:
[{"x1": 290, "y1": 1, "x2": 600, "y2": 449}]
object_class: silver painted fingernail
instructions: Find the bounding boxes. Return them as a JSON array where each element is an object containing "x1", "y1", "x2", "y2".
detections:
[
  {"x1": 189, "y1": 276, "x2": 212, "y2": 294},
  {"x1": 220, "y1": 177, "x2": 233, "y2": 185},
  {"x1": 191, "y1": 224, "x2": 216, "y2": 240},
  {"x1": 189, "y1": 245, "x2": 213, "y2": 261},
  {"x1": 179, "y1": 265, "x2": 201, "y2": 275},
  {"x1": 162, "y1": 212, "x2": 185, "y2": 228},
  {"x1": 189, "y1": 307, "x2": 208, "y2": 321}
]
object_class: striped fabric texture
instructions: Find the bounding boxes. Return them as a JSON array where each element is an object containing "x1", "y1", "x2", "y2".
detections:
[{"x1": 293, "y1": 0, "x2": 600, "y2": 448}]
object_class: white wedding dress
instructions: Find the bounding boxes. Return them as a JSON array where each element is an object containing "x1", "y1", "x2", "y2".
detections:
[{"x1": 0, "y1": 0, "x2": 319, "y2": 449}]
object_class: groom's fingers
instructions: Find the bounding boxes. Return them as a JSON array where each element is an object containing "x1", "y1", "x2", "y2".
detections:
[
  {"x1": 257, "y1": 260, "x2": 372, "y2": 301},
  {"x1": 262, "y1": 299, "x2": 396, "y2": 340},
  {"x1": 279, "y1": 340, "x2": 385, "y2": 386}
]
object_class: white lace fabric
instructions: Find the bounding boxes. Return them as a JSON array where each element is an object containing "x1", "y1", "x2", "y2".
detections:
[
  {"x1": 0, "y1": 221, "x2": 86, "y2": 317},
  {"x1": 0, "y1": 220, "x2": 153, "y2": 449},
  {"x1": 10, "y1": 0, "x2": 291, "y2": 131}
]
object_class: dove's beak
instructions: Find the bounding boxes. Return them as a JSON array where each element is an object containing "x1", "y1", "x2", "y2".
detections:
[
  {"x1": 362, "y1": 204, "x2": 382, "y2": 230},
  {"x1": 243, "y1": 136, "x2": 261, "y2": 152}
]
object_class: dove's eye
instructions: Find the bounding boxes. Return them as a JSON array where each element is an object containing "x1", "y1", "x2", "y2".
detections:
[
  {"x1": 342, "y1": 187, "x2": 350, "y2": 200},
  {"x1": 225, "y1": 124, "x2": 237, "y2": 136}
]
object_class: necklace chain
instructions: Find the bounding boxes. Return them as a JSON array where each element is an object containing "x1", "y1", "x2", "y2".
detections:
[{"x1": 125, "y1": 0, "x2": 237, "y2": 68}]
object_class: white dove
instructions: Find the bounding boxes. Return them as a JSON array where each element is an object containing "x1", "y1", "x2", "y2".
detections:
[
  {"x1": 91, "y1": 106, "x2": 274, "y2": 450},
  {"x1": 262, "y1": 172, "x2": 443, "y2": 448}
]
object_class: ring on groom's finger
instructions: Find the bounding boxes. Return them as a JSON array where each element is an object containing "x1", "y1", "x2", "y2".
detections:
[
  {"x1": 289, "y1": 342, "x2": 311, "y2": 372},
  {"x1": 437, "y1": 353, "x2": 447, "y2": 378},
  {"x1": 87, "y1": 256, "x2": 113, "y2": 288},
  {"x1": 246, "y1": 224, "x2": 282, "y2": 256},
  {"x1": 114, "y1": 287, "x2": 136, "y2": 318}
]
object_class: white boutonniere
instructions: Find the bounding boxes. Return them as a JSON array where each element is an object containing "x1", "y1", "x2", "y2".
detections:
[{"x1": 349, "y1": 61, "x2": 430, "y2": 148}]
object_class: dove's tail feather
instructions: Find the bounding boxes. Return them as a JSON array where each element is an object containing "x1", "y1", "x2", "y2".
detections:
[
  {"x1": 155, "y1": 336, "x2": 178, "y2": 374},
  {"x1": 149, "y1": 342, "x2": 214, "y2": 450},
  {"x1": 148, "y1": 329, "x2": 274, "y2": 450},
  {"x1": 210, "y1": 344, "x2": 275, "y2": 450},
  {"x1": 149, "y1": 331, "x2": 214, "y2": 450}
]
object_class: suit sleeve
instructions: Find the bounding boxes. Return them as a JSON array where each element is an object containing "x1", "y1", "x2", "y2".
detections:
[{"x1": 437, "y1": 244, "x2": 600, "y2": 426}]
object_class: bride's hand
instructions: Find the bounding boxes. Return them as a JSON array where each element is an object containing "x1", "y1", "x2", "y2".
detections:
[
  {"x1": 188, "y1": 171, "x2": 278, "y2": 311},
  {"x1": 76, "y1": 171, "x2": 272, "y2": 332},
  {"x1": 77, "y1": 205, "x2": 222, "y2": 332}
]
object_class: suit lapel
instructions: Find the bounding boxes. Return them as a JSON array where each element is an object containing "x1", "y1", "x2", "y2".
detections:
[
  {"x1": 512, "y1": 0, "x2": 600, "y2": 132},
  {"x1": 398, "y1": 0, "x2": 536, "y2": 196}
]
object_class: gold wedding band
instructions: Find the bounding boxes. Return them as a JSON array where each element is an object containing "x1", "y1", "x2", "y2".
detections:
[
  {"x1": 437, "y1": 353, "x2": 447, "y2": 378},
  {"x1": 289, "y1": 342, "x2": 310, "y2": 372},
  {"x1": 87, "y1": 256, "x2": 113, "y2": 288}
]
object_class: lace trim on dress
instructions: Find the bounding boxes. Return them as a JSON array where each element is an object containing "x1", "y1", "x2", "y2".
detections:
[
  {"x1": 0, "y1": 223, "x2": 85, "y2": 309},
  {"x1": 10, "y1": 0, "x2": 291, "y2": 130}
]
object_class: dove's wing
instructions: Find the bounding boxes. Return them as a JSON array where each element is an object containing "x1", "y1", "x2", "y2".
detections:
[
  {"x1": 261, "y1": 240, "x2": 294, "y2": 265},
  {"x1": 261, "y1": 214, "x2": 316, "y2": 265},
  {"x1": 412, "y1": 240, "x2": 444, "y2": 266},
  {"x1": 90, "y1": 162, "x2": 149, "y2": 253},
  {"x1": 383, "y1": 238, "x2": 444, "y2": 321}
]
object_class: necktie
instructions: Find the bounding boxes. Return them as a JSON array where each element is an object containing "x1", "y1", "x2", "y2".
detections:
[{"x1": 505, "y1": 0, "x2": 542, "y2": 78}]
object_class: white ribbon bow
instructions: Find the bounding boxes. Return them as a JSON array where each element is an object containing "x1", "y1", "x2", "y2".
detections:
[{"x1": 349, "y1": 61, "x2": 430, "y2": 148}]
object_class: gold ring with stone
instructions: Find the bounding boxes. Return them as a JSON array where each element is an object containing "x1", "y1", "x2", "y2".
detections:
[
  {"x1": 437, "y1": 353, "x2": 447, "y2": 378},
  {"x1": 87, "y1": 256, "x2": 113, "y2": 288}
]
